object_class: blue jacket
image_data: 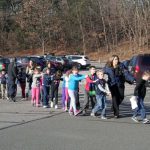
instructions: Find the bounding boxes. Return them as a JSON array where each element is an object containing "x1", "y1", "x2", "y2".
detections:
[
  {"x1": 0, "y1": 74, "x2": 7, "y2": 84},
  {"x1": 43, "y1": 74, "x2": 52, "y2": 87},
  {"x1": 68, "y1": 74, "x2": 86, "y2": 91},
  {"x1": 103, "y1": 63, "x2": 134, "y2": 87}
]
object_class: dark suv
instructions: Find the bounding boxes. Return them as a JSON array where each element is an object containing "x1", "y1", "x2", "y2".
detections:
[{"x1": 128, "y1": 54, "x2": 150, "y2": 83}]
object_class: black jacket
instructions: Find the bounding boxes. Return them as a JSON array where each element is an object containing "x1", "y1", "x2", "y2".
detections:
[
  {"x1": 7, "y1": 62, "x2": 17, "y2": 81},
  {"x1": 134, "y1": 79, "x2": 146, "y2": 99}
]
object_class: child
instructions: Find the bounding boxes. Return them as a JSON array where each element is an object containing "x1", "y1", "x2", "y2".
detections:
[
  {"x1": 42, "y1": 68, "x2": 52, "y2": 108},
  {"x1": 0, "y1": 70, "x2": 7, "y2": 99},
  {"x1": 131, "y1": 71, "x2": 150, "y2": 124},
  {"x1": 62, "y1": 70, "x2": 72, "y2": 111},
  {"x1": 82, "y1": 66, "x2": 97, "y2": 115},
  {"x1": 68, "y1": 66, "x2": 87, "y2": 116},
  {"x1": 31, "y1": 67, "x2": 42, "y2": 107},
  {"x1": 17, "y1": 67, "x2": 26, "y2": 100},
  {"x1": 50, "y1": 70, "x2": 62, "y2": 109},
  {"x1": 91, "y1": 70, "x2": 111, "y2": 119}
]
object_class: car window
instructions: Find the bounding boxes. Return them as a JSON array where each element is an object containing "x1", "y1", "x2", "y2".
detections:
[
  {"x1": 84, "y1": 56, "x2": 89, "y2": 60},
  {"x1": 16, "y1": 58, "x2": 21, "y2": 62},
  {"x1": 57, "y1": 58, "x2": 61, "y2": 61},
  {"x1": 22, "y1": 58, "x2": 29, "y2": 63},
  {"x1": 141, "y1": 56, "x2": 150, "y2": 66},
  {"x1": 72, "y1": 56, "x2": 82, "y2": 60},
  {"x1": 50, "y1": 57, "x2": 56, "y2": 61}
]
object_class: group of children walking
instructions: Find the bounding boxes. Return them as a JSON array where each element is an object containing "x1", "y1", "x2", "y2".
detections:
[{"x1": 0, "y1": 61, "x2": 150, "y2": 124}]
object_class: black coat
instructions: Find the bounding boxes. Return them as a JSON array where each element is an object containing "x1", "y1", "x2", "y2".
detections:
[
  {"x1": 7, "y1": 62, "x2": 17, "y2": 83},
  {"x1": 134, "y1": 79, "x2": 146, "y2": 99}
]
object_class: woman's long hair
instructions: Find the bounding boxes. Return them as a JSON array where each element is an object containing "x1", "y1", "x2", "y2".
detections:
[{"x1": 106, "y1": 55, "x2": 120, "y2": 68}]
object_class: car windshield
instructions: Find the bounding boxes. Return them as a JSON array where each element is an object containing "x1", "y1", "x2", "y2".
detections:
[
  {"x1": 141, "y1": 56, "x2": 150, "y2": 66},
  {"x1": 22, "y1": 57, "x2": 29, "y2": 63}
]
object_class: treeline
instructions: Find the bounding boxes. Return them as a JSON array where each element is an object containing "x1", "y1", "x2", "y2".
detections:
[{"x1": 0, "y1": 0, "x2": 150, "y2": 54}]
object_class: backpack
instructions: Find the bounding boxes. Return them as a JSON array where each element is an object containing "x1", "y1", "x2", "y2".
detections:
[{"x1": 88, "y1": 74, "x2": 96, "y2": 96}]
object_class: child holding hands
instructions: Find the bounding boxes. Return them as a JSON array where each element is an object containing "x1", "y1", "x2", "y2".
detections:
[
  {"x1": 131, "y1": 71, "x2": 150, "y2": 124},
  {"x1": 91, "y1": 70, "x2": 111, "y2": 119}
]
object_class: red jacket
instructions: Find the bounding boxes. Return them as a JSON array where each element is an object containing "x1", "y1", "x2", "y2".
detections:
[{"x1": 85, "y1": 75, "x2": 95, "y2": 91}]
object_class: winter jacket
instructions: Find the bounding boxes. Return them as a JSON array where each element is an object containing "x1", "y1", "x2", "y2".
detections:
[
  {"x1": 0, "y1": 74, "x2": 7, "y2": 84},
  {"x1": 32, "y1": 74, "x2": 42, "y2": 88},
  {"x1": 68, "y1": 74, "x2": 86, "y2": 91},
  {"x1": 42, "y1": 74, "x2": 52, "y2": 87},
  {"x1": 18, "y1": 72, "x2": 26, "y2": 83},
  {"x1": 103, "y1": 63, "x2": 134, "y2": 87},
  {"x1": 95, "y1": 79, "x2": 110, "y2": 95},
  {"x1": 134, "y1": 79, "x2": 146, "y2": 99},
  {"x1": 7, "y1": 62, "x2": 17, "y2": 82},
  {"x1": 85, "y1": 74, "x2": 97, "y2": 92},
  {"x1": 51, "y1": 74, "x2": 63, "y2": 88}
]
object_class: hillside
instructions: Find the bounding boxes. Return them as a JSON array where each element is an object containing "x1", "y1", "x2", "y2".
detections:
[{"x1": 1, "y1": 41, "x2": 149, "y2": 61}]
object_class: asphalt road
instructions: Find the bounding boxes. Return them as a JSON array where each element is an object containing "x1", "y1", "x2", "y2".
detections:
[{"x1": 0, "y1": 66, "x2": 150, "y2": 150}]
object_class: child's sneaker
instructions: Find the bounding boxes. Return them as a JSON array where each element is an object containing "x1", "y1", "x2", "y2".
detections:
[
  {"x1": 131, "y1": 116, "x2": 139, "y2": 123},
  {"x1": 74, "y1": 110, "x2": 80, "y2": 116},
  {"x1": 65, "y1": 107, "x2": 68, "y2": 112},
  {"x1": 90, "y1": 112, "x2": 96, "y2": 117},
  {"x1": 142, "y1": 118, "x2": 150, "y2": 124},
  {"x1": 55, "y1": 105, "x2": 58, "y2": 109},
  {"x1": 50, "y1": 101, "x2": 54, "y2": 108},
  {"x1": 43, "y1": 105, "x2": 48, "y2": 108},
  {"x1": 101, "y1": 116, "x2": 107, "y2": 120},
  {"x1": 69, "y1": 110, "x2": 73, "y2": 116}
]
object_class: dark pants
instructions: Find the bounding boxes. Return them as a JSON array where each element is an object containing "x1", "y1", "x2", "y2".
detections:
[
  {"x1": 51, "y1": 85, "x2": 58, "y2": 105},
  {"x1": 76, "y1": 90, "x2": 80, "y2": 109},
  {"x1": 83, "y1": 90, "x2": 96, "y2": 111},
  {"x1": 118, "y1": 85, "x2": 125, "y2": 105},
  {"x1": 110, "y1": 84, "x2": 124, "y2": 117},
  {"x1": 43, "y1": 86, "x2": 50, "y2": 106},
  {"x1": 20, "y1": 82, "x2": 26, "y2": 98},
  {"x1": 7, "y1": 81, "x2": 17, "y2": 99},
  {"x1": 133, "y1": 97, "x2": 146, "y2": 120}
]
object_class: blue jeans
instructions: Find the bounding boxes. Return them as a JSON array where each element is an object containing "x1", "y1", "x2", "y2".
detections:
[
  {"x1": 133, "y1": 97, "x2": 146, "y2": 120},
  {"x1": 42, "y1": 86, "x2": 50, "y2": 106},
  {"x1": 92, "y1": 94, "x2": 106, "y2": 116}
]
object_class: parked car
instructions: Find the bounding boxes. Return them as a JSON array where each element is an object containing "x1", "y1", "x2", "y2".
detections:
[
  {"x1": 65, "y1": 55, "x2": 91, "y2": 69},
  {"x1": 45, "y1": 56, "x2": 63, "y2": 71},
  {"x1": 16, "y1": 57, "x2": 30, "y2": 68},
  {"x1": 128, "y1": 54, "x2": 150, "y2": 85},
  {"x1": 28, "y1": 56, "x2": 46, "y2": 70},
  {"x1": 65, "y1": 57, "x2": 81, "y2": 69},
  {"x1": 0, "y1": 58, "x2": 10, "y2": 72}
]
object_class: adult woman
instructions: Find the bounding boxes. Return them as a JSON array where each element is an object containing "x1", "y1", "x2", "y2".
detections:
[
  {"x1": 26, "y1": 60, "x2": 36, "y2": 97},
  {"x1": 103, "y1": 55, "x2": 134, "y2": 118}
]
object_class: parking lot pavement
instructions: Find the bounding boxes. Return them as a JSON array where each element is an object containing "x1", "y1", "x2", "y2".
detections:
[
  {"x1": 0, "y1": 86, "x2": 150, "y2": 150},
  {"x1": 0, "y1": 66, "x2": 150, "y2": 150}
]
